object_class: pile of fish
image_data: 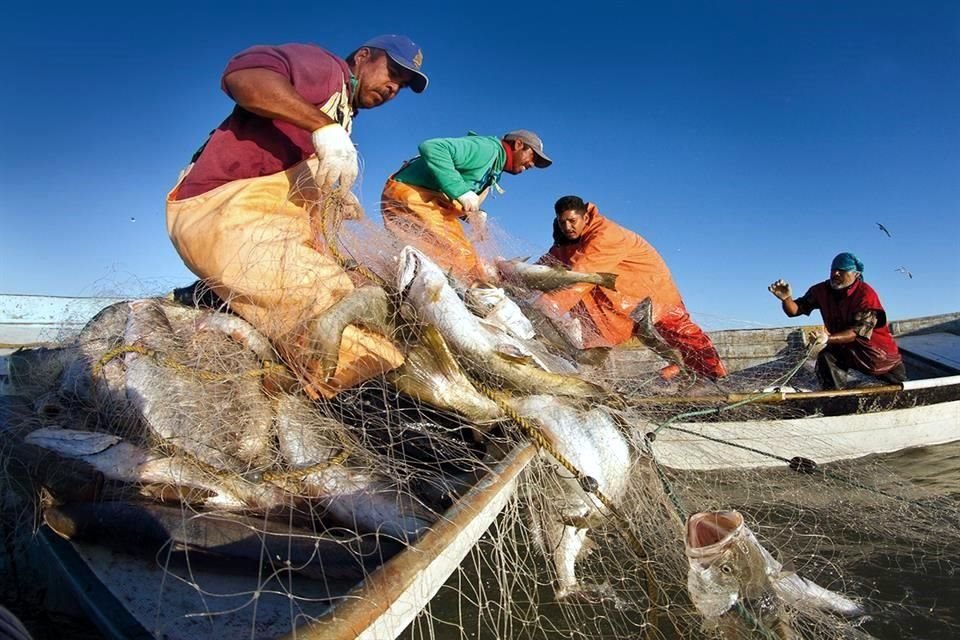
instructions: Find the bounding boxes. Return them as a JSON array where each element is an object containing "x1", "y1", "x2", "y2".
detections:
[{"x1": 1, "y1": 247, "x2": 869, "y2": 637}]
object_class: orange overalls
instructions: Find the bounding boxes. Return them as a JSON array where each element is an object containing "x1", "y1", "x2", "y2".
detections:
[
  {"x1": 539, "y1": 205, "x2": 726, "y2": 379},
  {"x1": 166, "y1": 157, "x2": 405, "y2": 399},
  {"x1": 380, "y1": 178, "x2": 486, "y2": 284}
]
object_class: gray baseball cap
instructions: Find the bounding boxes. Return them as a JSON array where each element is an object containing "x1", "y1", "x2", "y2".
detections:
[{"x1": 503, "y1": 129, "x2": 552, "y2": 168}]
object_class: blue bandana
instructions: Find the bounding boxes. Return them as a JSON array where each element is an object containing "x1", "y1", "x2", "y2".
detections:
[{"x1": 831, "y1": 252, "x2": 864, "y2": 274}]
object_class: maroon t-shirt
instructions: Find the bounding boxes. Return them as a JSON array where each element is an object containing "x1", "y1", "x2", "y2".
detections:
[
  {"x1": 795, "y1": 279, "x2": 902, "y2": 375},
  {"x1": 175, "y1": 44, "x2": 354, "y2": 200}
]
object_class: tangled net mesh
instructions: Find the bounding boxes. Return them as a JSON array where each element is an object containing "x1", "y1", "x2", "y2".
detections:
[{"x1": 0, "y1": 183, "x2": 958, "y2": 640}]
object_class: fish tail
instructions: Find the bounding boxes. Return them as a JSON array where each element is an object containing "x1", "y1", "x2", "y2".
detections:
[{"x1": 597, "y1": 273, "x2": 618, "y2": 291}]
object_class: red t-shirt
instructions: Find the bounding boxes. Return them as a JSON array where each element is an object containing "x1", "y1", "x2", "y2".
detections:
[
  {"x1": 795, "y1": 279, "x2": 902, "y2": 375},
  {"x1": 174, "y1": 44, "x2": 354, "y2": 200}
]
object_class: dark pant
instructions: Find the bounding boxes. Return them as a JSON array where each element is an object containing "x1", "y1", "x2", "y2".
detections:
[{"x1": 815, "y1": 350, "x2": 907, "y2": 390}]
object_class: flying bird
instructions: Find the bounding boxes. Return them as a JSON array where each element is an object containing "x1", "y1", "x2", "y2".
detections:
[
  {"x1": 129, "y1": 217, "x2": 136, "y2": 222},
  {"x1": 895, "y1": 267, "x2": 912, "y2": 279},
  {"x1": 876, "y1": 222, "x2": 891, "y2": 237}
]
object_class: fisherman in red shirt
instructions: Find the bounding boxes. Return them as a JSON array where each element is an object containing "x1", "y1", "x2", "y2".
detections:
[
  {"x1": 768, "y1": 252, "x2": 906, "y2": 390},
  {"x1": 534, "y1": 195, "x2": 727, "y2": 381}
]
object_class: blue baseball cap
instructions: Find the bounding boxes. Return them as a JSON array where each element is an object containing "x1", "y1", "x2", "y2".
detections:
[{"x1": 361, "y1": 34, "x2": 428, "y2": 93}]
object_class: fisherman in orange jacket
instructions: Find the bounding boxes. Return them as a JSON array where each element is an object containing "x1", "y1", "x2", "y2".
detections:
[{"x1": 534, "y1": 195, "x2": 727, "y2": 380}]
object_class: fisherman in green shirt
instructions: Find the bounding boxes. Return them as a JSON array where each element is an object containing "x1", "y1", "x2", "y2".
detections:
[{"x1": 381, "y1": 130, "x2": 551, "y2": 283}]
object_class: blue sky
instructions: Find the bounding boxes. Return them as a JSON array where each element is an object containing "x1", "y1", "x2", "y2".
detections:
[{"x1": 1, "y1": 1, "x2": 957, "y2": 329}]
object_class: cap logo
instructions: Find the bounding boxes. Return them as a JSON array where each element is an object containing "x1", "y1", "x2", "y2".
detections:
[{"x1": 413, "y1": 50, "x2": 423, "y2": 69}]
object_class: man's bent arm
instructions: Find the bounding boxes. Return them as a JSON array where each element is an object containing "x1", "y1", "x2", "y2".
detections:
[
  {"x1": 781, "y1": 298, "x2": 801, "y2": 317},
  {"x1": 223, "y1": 68, "x2": 336, "y2": 132},
  {"x1": 825, "y1": 328, "x2": 857, "y2": 345}
]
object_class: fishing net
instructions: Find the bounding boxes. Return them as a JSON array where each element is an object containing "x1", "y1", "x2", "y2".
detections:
[{"x1": 1, "y1": 184, "x2": 958, "y2": 640}]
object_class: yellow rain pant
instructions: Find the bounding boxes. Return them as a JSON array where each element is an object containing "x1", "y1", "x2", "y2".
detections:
[
  {"x1": 381, "y1": 178, "x2": 482, "y2": 283},
  {"x1": 166, "y1": 158, "x2": 404, "y2": 399}
]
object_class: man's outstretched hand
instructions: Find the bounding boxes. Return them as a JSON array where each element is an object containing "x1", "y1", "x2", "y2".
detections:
[{"x1": 768, "y1": 279, "x2": 792, "y2": 301}]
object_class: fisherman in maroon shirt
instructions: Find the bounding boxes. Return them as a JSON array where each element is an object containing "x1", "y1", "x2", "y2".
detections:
[
  {"x1": 165, "y1": 36, "x2": 431, "y2": 399},
  {"x1": 769, "y1": 252, "x2": 906, "y2": 390}
]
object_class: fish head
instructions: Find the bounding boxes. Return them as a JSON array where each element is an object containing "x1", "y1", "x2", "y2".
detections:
[
  {"x1": 685, "y1": 510, "x2": 776, "y2": 618},
  {"x1": 397, "y1": 246, "x2": 424, "y2": 297},
  {"x1": 399, "y1": 247, "x2": 454, "y2": 306}
]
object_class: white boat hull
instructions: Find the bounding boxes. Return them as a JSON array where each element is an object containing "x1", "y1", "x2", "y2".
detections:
[{"x1": 653, "y1": 399, "x2": 960, "y2": 470}]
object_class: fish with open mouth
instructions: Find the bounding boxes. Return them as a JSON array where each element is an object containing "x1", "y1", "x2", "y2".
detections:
[
  {"x1": 396, "y1": 246, "x2": 611, "y2": 402},
  {"x1": 685, "y1": 510, "x2": 864, "y2": 638},
  {"x1": 496, "y1": 257, "x2": 618, "y2": 292}
]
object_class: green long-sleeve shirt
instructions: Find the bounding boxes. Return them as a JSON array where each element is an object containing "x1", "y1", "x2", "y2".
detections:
[{"x1": 392, "y1": 133, "x2": 506, "y2": 201}]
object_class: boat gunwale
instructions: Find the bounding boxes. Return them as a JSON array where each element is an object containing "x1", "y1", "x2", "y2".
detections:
[
  {"x1": 285, "y1": 442, "x2": 537, "y2": 640},
  {"x1": 626, "y1": 374, "x2": 960, "y2": 407}
]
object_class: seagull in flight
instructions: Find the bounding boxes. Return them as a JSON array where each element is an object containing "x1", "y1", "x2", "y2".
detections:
[
  {"x1": 895, "y1": 267, "x2": 912, "y2": 279},
  {"x1": 876, "y1": 222, "x2": 891, "y2": 237}
]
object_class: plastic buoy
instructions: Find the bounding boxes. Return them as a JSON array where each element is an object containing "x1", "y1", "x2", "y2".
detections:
[
  {"x1": 579, "y1": 475, "x2": 600, "y2": 493},
  {"x1": 789, "y1": 456, "x2": 818, "y2": 474}
]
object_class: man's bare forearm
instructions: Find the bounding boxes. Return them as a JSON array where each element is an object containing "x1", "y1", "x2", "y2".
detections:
[
  {"x1": 781, "y1": 298, "x2": 800, "y2": 317},
  {"x1": 224, "y1": 68, "x2": 336, "y2": 132}
]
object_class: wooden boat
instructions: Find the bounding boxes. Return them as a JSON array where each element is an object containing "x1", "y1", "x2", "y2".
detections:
[{"x1": 2, "y1": 293, "x2": 958, "y2": 639}]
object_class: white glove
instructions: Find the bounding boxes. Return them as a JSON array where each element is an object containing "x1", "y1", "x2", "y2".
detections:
[
  {"x1": 768, "y1": 279, "x2": 792, "y2": 301},
  {"x1": 457, "y1": 190, "x2": 480, "y2": 213},
  {"x1": 806, "y1": 329, "x2": 829, "y2": 349},
  {"x1": 468, "y1": 210, "x2": 488, "y2": 242},
  {"x1": 311, "y1": 124, "x2": 358, "y2": 191}
]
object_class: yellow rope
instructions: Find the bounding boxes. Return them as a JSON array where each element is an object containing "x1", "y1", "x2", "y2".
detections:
[
  {"x1": 317, "y1": 193, "x2": 389, "y2": 288},
  {"x1": 261, "y1": 446, "x2": 351, "y2": 482},
  {"x1": 93, "y1": 344, "x2": 287, "y2": 383},
  {"x1": 261, "y1": 428, "x2": 355, "y2": 482}
]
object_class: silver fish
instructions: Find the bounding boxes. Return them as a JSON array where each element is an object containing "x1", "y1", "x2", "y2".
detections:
[
  {"x1": 299, "y1": 285, "x2": 396, "y2": 380},
  {"x1": 25, "y1": 426, "x2": 287, "y2": 512},
  {"x1": 58, "y1": 300, "x2": 131, "y2": 408},
  {"x1": 265, "y1": 457, "x2": 436, "y2": 544},
  {"x1": 194, "y1": 310, "x2": 276, "y2": 362},
  {"x1": 268, "y1": 394, "x2": 436, "y2": 543},
  {"x1": 686, "y1": 510, "x2": 863, "y2": 635},
  {"x1": 44, "y1": 501, "x2": 394, "y2": 586},
  {"x1": 274, "y1": 393, "x2": 339, "y2": 469},
  {"x1": 496, "y1": 258, "x2": 618, "y2": 292},
  {"x1": 510, "y1": 395, "x2": 633, "y2": 600},
  {"x1": 396, "y1": 246, "x2": 611, "y2": 402},
  {"x1": 123, "y1": 299, "x2": 274, "y2": 471},
  {"x1": 26, "y1": 424, "x2": 432, "y2": 542},
  {"x1": 387, "y1": 325, "x2": 502, "y2": 429}
]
